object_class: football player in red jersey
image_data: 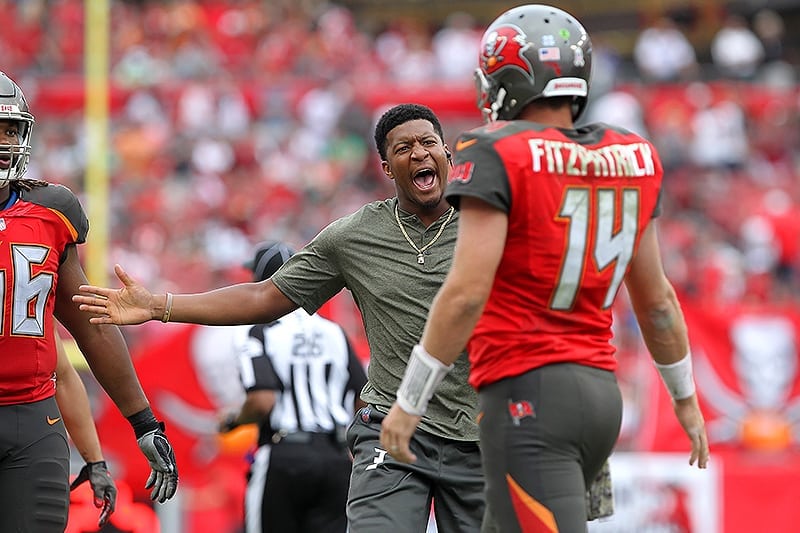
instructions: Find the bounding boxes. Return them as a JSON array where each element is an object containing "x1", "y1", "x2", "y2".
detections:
[
  {"x1": 381, "y1": 5, "x2": 709, "y2": 532},
  {"x1": 0, "y1": 71, "x2": 178, "y2": 532}
]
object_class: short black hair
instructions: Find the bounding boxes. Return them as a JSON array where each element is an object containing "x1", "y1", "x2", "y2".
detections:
[{"x1": 374, "y1": 103, "x2": 444, "y2": 161}]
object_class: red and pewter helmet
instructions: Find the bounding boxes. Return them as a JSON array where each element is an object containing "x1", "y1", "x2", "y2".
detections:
[
  {"x1": 475, "y1": 4, "x2": 592, "y2": 122},
  {"x1": 0, "y1": 71, "x2": 34, "y2": 187}
]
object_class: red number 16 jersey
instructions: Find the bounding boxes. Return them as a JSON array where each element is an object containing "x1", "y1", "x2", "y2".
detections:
[
  {"x1": 446, "y1": 121, "x2": 663, "y2": 390},
  {"x1": 0, "y1": 184, "x2": 89, "y2": 405}
]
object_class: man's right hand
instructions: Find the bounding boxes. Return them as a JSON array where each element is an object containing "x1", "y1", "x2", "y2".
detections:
[
  {"x1": 673, "y1": 394, "x2": 710, "y2": 469},
  {"x1": 136, "y1": 423, "x2": 179, "y2": 503},
  {"x1": 73, "y1": 264, "x2": 158, "y2": 325}
]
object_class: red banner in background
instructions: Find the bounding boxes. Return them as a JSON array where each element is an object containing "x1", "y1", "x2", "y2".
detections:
[
  {"x1": 626, "y1": 301, "x2": 800, "y2": 533},
  {"x1": 91, "y1": 324, "x2": 250, "y2": 533},
  {"x1": 641, "y1": 301, "x2": 800, "y2": 454}
]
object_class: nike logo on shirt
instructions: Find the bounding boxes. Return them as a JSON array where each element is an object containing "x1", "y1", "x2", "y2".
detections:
[{"x1": 455, "y1": 138, "x2": 478, "y2": 151}]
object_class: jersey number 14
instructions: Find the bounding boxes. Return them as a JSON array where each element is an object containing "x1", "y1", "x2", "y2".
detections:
[{"x1": 552, "y1": 187, "x2": 639, "y2": 311}]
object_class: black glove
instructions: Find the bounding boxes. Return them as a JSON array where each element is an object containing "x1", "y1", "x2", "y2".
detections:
[
  {"x1": 137, "y1": 422, "x2": 179, "y2": 503},
  {"x1": 128, "y1": 407, "x2": 179, "y2": 503},
  {"x1": 70, "y1": 460, "x2": 117, "y2": 527}
]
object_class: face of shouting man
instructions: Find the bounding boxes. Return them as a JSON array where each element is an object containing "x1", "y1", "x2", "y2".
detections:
[{"x1": 382, "y1": 119, "x2": 450, "y2": 220}]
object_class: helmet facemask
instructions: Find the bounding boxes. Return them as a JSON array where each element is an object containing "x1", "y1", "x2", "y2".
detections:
[
  {"x1": 474, "y1": 67, "x2": 508, "y2": 123},
  {"x1": 0, "y1": 116, "x2": 34, "y2": 188},
  {"x1": 0, "y1": 71, "x2": 35, "y2": 188}
]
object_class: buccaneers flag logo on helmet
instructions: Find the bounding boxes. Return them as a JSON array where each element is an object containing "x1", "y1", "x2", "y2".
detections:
[{"x1": 479, "y1": 24, "x2": 534, "y2": 80}]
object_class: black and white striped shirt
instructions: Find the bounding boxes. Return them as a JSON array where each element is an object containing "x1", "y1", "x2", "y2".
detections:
[{"x1": 236, "y1": 309, "x2": 366, "y2": 442}]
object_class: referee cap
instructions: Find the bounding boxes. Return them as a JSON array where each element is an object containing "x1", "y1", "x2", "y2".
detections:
[{"x1": 244, "y1": 240, "x2": 295, "y2": 282}]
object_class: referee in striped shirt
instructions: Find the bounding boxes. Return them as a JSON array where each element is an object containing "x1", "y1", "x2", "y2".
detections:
[{"x1": 220, "y1": 241, "x2": 367, "y2": 533}]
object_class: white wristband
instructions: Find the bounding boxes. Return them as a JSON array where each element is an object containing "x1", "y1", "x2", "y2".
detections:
[
  {"x1": 654, "y1": 353, "x2": 695, "y2": 400},
  {"x1": 396, "y1": 344, "x2": 454, "y2": 416}
]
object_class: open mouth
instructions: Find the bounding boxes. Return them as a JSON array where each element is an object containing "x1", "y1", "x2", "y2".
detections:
[
  {"x1": 412, "y1": 168, "x2": 437, "y2": 190},
  {"x1": 0, "y1": 155, "x2": 10, "y2": 170}
]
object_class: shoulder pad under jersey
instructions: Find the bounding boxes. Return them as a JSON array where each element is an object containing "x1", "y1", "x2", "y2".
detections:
[{"x1": 20, "y1": 183, "x2": 89, "y2": 243}]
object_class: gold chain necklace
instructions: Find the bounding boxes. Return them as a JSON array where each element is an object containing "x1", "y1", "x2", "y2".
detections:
[{"x1": 394, "y1": 204, "x2": 455, "y2": 264}]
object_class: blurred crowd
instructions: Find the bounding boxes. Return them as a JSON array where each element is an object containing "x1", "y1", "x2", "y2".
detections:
[{"x1": 1, "y1": 0, "x2": 798, "y2": 353}]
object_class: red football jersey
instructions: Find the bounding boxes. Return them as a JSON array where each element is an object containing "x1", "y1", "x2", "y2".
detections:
[
  {"x1": 0, "y1": 184, "x2": 89, "y2": 405},
  {"x1": 446, "y1": 121, "x2": 663, "y2": 389}
]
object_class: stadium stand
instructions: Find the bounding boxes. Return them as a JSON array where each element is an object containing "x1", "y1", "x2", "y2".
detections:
[{"x1": 3, "y1": 2, "x2": 798, "y2": 532}]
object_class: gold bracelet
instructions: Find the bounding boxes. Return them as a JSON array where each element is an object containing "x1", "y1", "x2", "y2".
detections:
[{"x1": 161, "y1": 292, "x2": 174, "y2": 323}]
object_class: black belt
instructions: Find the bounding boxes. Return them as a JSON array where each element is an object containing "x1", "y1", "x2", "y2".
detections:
[{"x1": 270, "y1": 430, "x2": 338, "y2": 445}]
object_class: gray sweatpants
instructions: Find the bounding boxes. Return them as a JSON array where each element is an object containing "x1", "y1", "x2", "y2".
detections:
[{"x1": 346, "y1": 406, "x2": 484, "y2": 532}]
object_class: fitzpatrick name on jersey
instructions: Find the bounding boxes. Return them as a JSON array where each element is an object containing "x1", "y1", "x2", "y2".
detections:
[{"x1": 529, "y1": 139, "x2": 656, "y2": 178}]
